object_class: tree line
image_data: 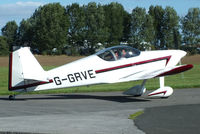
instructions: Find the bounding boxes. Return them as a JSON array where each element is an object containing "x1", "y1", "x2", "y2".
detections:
[{"x1": 0, "y1": 2, "x2": 199, "y2": 55}]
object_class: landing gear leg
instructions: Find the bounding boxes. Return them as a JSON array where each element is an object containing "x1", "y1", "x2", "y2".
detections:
[{"x1": 123, "y1": 79, "x2": 147, "y2": 96}]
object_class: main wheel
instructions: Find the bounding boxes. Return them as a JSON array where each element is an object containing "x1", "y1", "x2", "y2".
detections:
[{"x1": 9, "y1": 95, "x2": 15, "y2": 100}]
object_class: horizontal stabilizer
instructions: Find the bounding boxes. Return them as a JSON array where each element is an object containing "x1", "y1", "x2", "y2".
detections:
[{"x1": 22, "y1": 72, "x2": 49, "y2": 82}]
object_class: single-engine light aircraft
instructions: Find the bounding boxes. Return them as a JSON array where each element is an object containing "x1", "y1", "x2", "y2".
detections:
[{"x1": 8, "y1": 46, "x2": 193, "y2": 100}]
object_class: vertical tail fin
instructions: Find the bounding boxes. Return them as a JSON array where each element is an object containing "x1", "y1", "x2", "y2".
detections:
[{"x1": 8, "y1": 47, "x2": 49, "y2": 91}]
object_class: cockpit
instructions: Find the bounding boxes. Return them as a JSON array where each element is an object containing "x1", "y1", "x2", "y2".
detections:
[{"x1": 96, "y1": 45, "x2": 140, "y2": 61}]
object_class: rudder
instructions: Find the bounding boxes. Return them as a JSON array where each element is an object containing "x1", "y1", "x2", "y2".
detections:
[{"x1": 8, "y1": 47, "x2": 48, "y2": 91}]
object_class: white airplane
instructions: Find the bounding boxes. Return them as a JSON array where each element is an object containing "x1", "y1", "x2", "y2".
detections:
[{"x1": 8, "y1": 46, "x2": 193, "y2": 100}]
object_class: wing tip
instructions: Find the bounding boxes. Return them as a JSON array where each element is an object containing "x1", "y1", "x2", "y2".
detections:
[{"x1": 157, "y1": 64, "x2": 193, "y2": 77}]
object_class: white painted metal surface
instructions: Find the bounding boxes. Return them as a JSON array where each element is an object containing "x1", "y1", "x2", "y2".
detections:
[{"x1": 8, "y1": 46, "x2": 193, "y2": 99}]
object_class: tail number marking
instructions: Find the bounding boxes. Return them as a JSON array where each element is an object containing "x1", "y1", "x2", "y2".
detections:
[{"x1": 54, "y1": 70, "x2": 96, "y2": 85}]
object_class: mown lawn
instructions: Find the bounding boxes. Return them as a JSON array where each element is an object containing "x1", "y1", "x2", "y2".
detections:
[{"x1": 0, "y1": 65, "x2": 199, "y2": 95}]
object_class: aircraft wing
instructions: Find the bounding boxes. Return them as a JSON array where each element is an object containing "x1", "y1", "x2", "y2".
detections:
[
  {"x1": 155, "y1": 64, "x2": 193, "y2": 77},
  {"x1": 118, "y1": 64, "x2": 193, "y2": 82}
]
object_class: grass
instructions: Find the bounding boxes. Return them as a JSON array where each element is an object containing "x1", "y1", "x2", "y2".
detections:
[
  {"x1": 128, "y1": 111, "x2": 144, "y2": 120},
  {"x1": 0, "y1": 65, "x2": 200, "y2": 95}
]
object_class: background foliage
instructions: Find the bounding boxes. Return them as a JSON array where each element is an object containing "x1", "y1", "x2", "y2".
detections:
[{"x1": 0, "y1": 2, "x2": 199, "y2": 55}]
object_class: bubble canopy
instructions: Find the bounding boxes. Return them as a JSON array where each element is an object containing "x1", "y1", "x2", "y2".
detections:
[{"x1": 96, "y1": 45, "x2": 141, "y2": 61}]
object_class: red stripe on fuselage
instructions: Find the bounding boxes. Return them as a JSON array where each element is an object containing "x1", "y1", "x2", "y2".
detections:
[
  {"x1": 9, "y1": 79, "x2": 53, "y2": 91},
  {"x1": 95, "y1": 56, "x2": 171, "y2": 74}
]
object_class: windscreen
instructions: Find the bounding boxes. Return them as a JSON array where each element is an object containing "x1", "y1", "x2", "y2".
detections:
[{"x1": 97, "y1": 46, "x2": 140, "y2": 61}]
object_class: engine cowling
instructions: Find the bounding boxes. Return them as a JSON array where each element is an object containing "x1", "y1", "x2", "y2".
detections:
[{"x1": 148, "y1": 86, "x2": 173, "y2": 98}]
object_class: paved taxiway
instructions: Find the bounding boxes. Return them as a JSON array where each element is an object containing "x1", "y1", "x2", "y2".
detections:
[{"x1": 0, "y1": 88, "x2": 200, "y2": 134}]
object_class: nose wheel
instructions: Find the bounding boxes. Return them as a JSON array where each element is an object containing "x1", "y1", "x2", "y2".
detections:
[{"x1": 9, "y1": 95, "x2": 16, "y2": 100}]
